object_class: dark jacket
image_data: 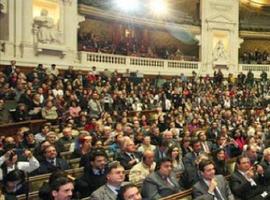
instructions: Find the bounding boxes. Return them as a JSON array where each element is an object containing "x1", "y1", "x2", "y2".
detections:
[
  {"x1": 36, "y1": 158, "x2": 69, "y2": 175},
  {"x1": 229, "y1": 170, "x2": 268, "y2": 200},
  {"x1": 75, "y1": 166, "x2": 108, "y2": 198}
]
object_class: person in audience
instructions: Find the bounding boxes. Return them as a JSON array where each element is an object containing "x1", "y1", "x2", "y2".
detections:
[
  {"x1": 22, "y1": 131, "x2": 37, "y2": 149},
  {"x1": 76, "y1": 149, "x2": 108, "y2": 198},
  {"x1": 3, "y1": 169, "x2": 26, "y2": 196},
  {"x1": 129, "y1": 150, "x2": 156, "y2": 184},
  {"x1": 197, "y1": 130, "x2": 213, "y2": 154},
  {"x1": 118, "y1": 138, "x2": 141, "y2": 170},
  {"x1": 72, "y1": 135, "x2": 92, "y2": 167},
  {"x1": 142, "y1": 157, "x2": 182, "y2": 199},
  {"x1": 37, "y1": 145, "x2": 69, "y2": 174},
  {"x1": 229, "y1": 155, "x2": 269, "y2": 200},
  {"x1": 192, "y1": 159, "x2": 235, "y2": 200},
  {"x1": 154, "y1": 139, "x2": 169, "y2": 163},
  {"x1": 166, "y1": 145, "x2": 185, "y2": 176},
  {"x1": 0, "y1": 98, "x2": 11, "y2": 124},
  {"x1": 41, "y1": 100, "x2": 58, "y2": 122},
  {"x1": 180, "y1": 153, "x2": 209, "y2": 189},
  {"x1": 180, "y1": 136, "x2": 192, "y2": 157},
  {"x1": 13, "y1": 103, "x2": 28, "y2": 122},
  {"x1": 50, "y1": 176, "x2": 74, "y2": 200},
  {"x1": 259, "y1": 147, "x2": 270, "y2": 185},
  {"x1": 28, "y1": 93, "x2": 42, "y2": 119},
  {"x1": 212, "y1": 135, "x2": 240, "y2": 159},
  {"x1": 57, "y1": 127, "x2": 75, "y2": 152},
  {"x1": 35, "y1": 124, "x2": 51, "y2": 143},
  {"x1": 90, "y1": 161, "x2": 126, "y2": 200},
  {"x1": 137, "y1": 136, "x2": 156, "y2": 153},
  {"x1": 183, "y1": 138, "x2": 202, "y2": 168},
  {"x1": 117, "y1": 183, "x2": 142, "y2": 200},
  {"x1": 46, "y1": 132, "x2": 65, "y2": 154},
  {"x1": 39, "y1": 170, "x2": 67, "y2": 200},
  {"x1": 243, "y1": 144, "x2": 260, "y2": 165},
  {"x1": 0, "y1": 149, "x2": 39, "y2": 180},
  {"x1": 212, "y1": 148, "x2": 229, "y2": 176},
  {"x1": 88, "y1": 92, "x2": 103, "y2": 119}
]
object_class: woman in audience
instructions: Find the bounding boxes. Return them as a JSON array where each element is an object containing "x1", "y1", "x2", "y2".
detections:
[
  {"x1": 167, "y1": 145, "x2": 185, "y2": 176},
  {"x1": 212, "y1": 148, "x2": 229, "y2": 176},
  {"x1": 41, "y1": 100, "x2": 58, "y2": 122},
  {"x1": 180, "y1": 136, "x2": 192, "y2": 156}
]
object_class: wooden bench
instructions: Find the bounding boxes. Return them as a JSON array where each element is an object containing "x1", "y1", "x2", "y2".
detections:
[
  {"x1": 0, "y1": 119, "x2": 47, "y2": 137},
  {"x1": 160, "y1": 188, "x2": 193, "y2": 200},
  {"x1": 27, "y1": 167, "x2": 84, "y2": 192}
]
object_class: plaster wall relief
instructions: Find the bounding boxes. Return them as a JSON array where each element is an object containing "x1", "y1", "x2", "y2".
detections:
[
  {"x1": 0, "y1": 0, "x2": 9, "y2": 41},
  {"x1": 32, "y1": 0, "x2": 67, "y2": 55},
  {"x1": 201, "y1": 0, "x2": 240, "y2": 75}
]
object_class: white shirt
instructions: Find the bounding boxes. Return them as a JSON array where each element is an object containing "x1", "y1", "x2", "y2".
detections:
[
  {"x1": 0, "y1": 155, "x2": 40, "y2": 180},
  {"x1": 106, "y1": 183, "x2": 120, "y2": 195}
]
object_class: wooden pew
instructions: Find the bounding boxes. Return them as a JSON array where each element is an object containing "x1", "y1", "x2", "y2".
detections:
[
  {"x1": 159, "y1": 188, "x2": 193, "y2": 200},
  {"x1": 28, "y1": 167, "x2": 84, "y2": 192},
  {"x1": 17, "y1": 191, "x2": 91, "y2": 200},
  {"x1": 0, "y1": 119, "x2": 47, "y2": 136}
]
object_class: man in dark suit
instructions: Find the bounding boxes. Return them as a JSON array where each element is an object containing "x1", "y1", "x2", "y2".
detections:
[
  {"x1": 90, "y1": 161, "x2": 126, "y2": 200},
  {"x1": 192, "y1": 159, "x2": 235, "y2": 200},
  {"x1": 3, "y1": 60, "x2": 16, "y2": 78},
  {"x1": 141, "y1": 157, "x2": 182, "y2": 199},
  {"x1": 260, "y1": 147, "x2": 270, "y2": 186},
  {"x1": 229, "y1": 155, "x2": 270, "y2": 200},
  {"x1": 118, "y1": 139, "x2": 141, "y2": 170},
  {"x1": 36, "y1": 145, "x2": 69, "y2": 174},
  {"x1": 76, "y1": 150, "x2": 108, "y2": 198},
  {"x1": 197, "y1": 130, "x2": 213, "y2": 154}
]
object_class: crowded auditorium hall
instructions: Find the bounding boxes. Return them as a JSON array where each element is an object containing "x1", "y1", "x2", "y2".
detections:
[{"x1": 2, "y1": 0, "x2": 270, "y2": 200}]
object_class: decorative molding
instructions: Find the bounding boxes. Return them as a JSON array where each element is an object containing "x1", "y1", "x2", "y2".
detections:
[
  {"x1": 209, "y1": 0, "x2": 233, "y2": 12},
  {"x1": 206, "y1": 15, "x2": 234, "y2": 24},
  {"x1": 35, "y1": 43, "x2": 67, "y2": 56},
  {"x1": 240, "y1": 31, "x2": 270, "y2": 39},
  {"x1": 62, "y1": 0, "x2": 72, "y2": 6}
]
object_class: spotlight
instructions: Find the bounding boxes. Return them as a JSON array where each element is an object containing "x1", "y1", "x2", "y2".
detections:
[
  {"x1": 150, "y1": 0, "x2": 168, "y2": 16},
  {"x1": 114, "y1": 0, "x2": 140, "y2": 12}
]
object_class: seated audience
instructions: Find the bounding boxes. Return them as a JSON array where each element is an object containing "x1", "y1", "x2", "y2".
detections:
[
  {"x1": 118, "y1": 138, "x2": 142, "y2": 170},
  {"x1": 76, "y1": 149, "x2": 108, "y2": 198},
  {"x1": 129, "y1": 150, "x2": 156, "y2": 184},
  {"x1": 0, "y1": 149, "x2": 39, "y2": 180},
  {"x1": 36, "y1": 145, "x2": 69, "y2": 174},
  {"x1": 229, "y1": 155, "x2": 269, "y2": 200},
  {"x1": 167, "y1": 145, "x2": 185, "y2": 176},
  {"x1": 117, "y1": 183, "x2": 142, "y2": 200},
  {"x1": 90, "y1": 161, "x2": 126, "y2": 200},
  {"x1": 3, "y1": 169, "x2": 26, "y2": 196},
  {"x1": 141, "y1": 157, "x2": 182, "y2": 199},
  {"x1": 192, "y1": 159, "x2": 235, "y2": 200},
  {"x1": 213, "y1": 148, "x2": 230, "y2": 176},
  {"x1": 50, "y1": 176, "x2": 74, "y2": 200}
]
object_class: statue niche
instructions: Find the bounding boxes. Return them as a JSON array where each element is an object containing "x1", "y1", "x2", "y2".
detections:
[
  {"x1": 213, "y1": 40, "x2": 228, "y2": 63},
  {"x1": 33, "y1": 9, "x2": 62, "y2": 44}
]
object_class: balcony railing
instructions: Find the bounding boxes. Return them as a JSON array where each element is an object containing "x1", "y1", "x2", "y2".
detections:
[{"x1": 81, "y1": 51, "x2": 200, "y2": 76}]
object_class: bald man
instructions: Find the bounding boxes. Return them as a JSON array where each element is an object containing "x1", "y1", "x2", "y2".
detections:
[{"x1": 129, "y1": 150, "x2": 156, "y2": 184}]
